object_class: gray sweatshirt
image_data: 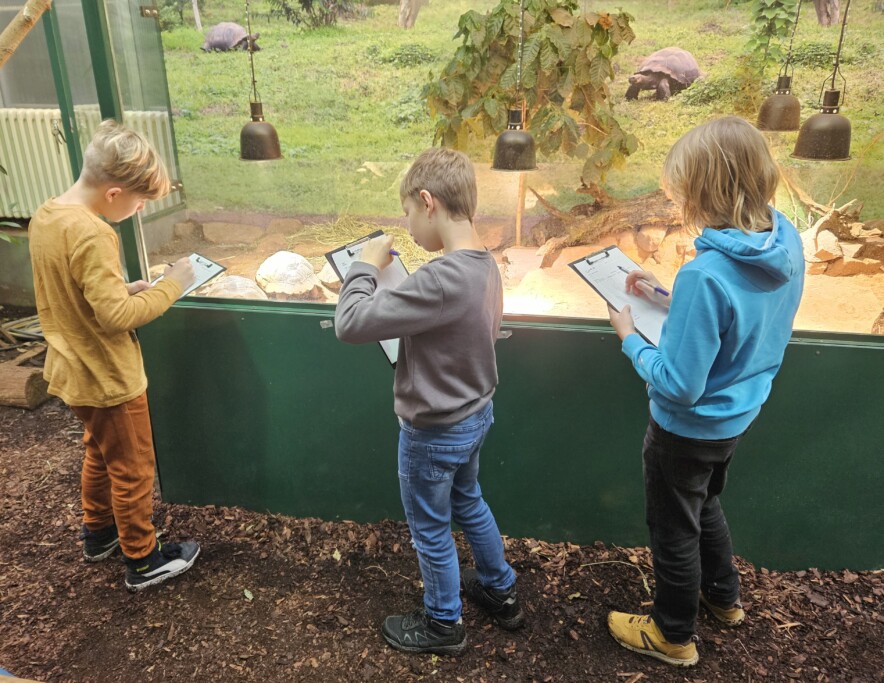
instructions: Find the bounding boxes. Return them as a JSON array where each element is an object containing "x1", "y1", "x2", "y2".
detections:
[{"x1": 335, "y1": 250, "x2": 503, "y2": 428}]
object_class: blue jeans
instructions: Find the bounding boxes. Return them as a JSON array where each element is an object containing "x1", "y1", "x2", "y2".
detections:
[
  {"x1": 643, "y1": 418, "x2": 743, "y2": 643},
  {"x1": 397, "y1": 401, "x2": 516, "y2": 621}
]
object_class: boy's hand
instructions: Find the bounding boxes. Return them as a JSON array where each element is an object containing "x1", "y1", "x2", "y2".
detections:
[
  {"x1": 126, "y1": 280, "x2": 151, "y2": 295},
  {"x1": 165, "y1": 257, "x2": 195, "y2": 290},
  {"x1": 358, "y1": 235, "x2": 395, "y2": 270},
  {"x1": 625, "y1": 269, "x2": 671, "y2": 309},
  {"x1": 608, "y1": 304, "x2": 637, "y2": 341}
]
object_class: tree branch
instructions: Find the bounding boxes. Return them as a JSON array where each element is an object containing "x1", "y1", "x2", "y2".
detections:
[{"x1": 0, "y1": 0, "x2": 53, "y2": 71}]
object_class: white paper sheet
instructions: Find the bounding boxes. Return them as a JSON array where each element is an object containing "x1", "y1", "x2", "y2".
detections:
[
  {"x1": 326, "y1": 231, "x2": 409, "y2": 365},
  {"x1": 569, "y1": 246, "x2": 668, "y2": 346}
]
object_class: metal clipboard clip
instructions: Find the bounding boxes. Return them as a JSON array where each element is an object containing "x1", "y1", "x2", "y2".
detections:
[
  {"x1": 346, "y1": 234, "x2": 375, "y2": 257},
  {"x1": 582, "y1": 248, "x2": 613, "y2": 265}
]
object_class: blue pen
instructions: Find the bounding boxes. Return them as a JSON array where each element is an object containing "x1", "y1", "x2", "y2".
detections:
[
  {"x1": 618, "y1": 265, "x2": 669, "y2": 297},
  {"x1": 389, "y1": 249, "x2": 400, "y2": 256}
]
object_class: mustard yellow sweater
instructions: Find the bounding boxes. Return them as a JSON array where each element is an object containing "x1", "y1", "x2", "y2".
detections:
[{"x1": 29, "y1": 200, "x2": 183, "y2": 407}]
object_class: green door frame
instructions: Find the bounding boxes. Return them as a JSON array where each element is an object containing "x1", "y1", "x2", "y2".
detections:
[{"x1": 43, "y1": 4, "x2": 83, "y2": 179}]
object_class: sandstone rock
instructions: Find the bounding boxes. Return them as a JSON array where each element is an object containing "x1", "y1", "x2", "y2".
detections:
[
  {"x1": 617, "y1": 229, "x2": 641, "y2": 261},
  {"x1": 203, "y1": 222, "x2": 264, "y2": 245},
  {"x1": 855, "y1": 236, "x2": 884, "y2": 262},
  {"x1": 501, "y1": 247, "x2": 545, "y2": 288},
  {"x1": 872, "y1": 310, "x2": 884, "y2": 335},
  {"x1": 256, "y1": 232, "x2": 290, "y2": 254},
  {"x1": 476, "y1": 219, "x2": 514, "y2": 252},
  {"x1": 806, "y1": 261, "x2": 829, "y2": 276},
  {"x1": 256, "y1": 251, "x2": 324, "y2": 299},
  {"x1": 173, "y1": 220, "x2": 201, "y2": 240},
  {"x1": 840, "y1": 241, "x2": 863, "y2": 260},
  {"x1": 197, "y1": 275, "x2": 268, "y2": 300},
  {"x1": 266, "y1": 218, "x2": 305, "y2": 236},
  {"x1": 635, "y1": 226, "x2": 668, "y2": 253},
  {"x1": 825, "y1": 256, "x2": 884, "y2": 277},
  {"x1": 813, "y1": 230, "x2": 842, "y2": 261},
  {"x1": 317, "y1": 261, "x2": 342, "y2": 292}
]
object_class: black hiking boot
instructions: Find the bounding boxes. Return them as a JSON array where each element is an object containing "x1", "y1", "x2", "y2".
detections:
[
  {"x1": 382, "y1": 607, "x2": 467, "y2": 655},
  {"x1": 462, "y1": 567, "x2": 524, "y2": 630},
  {"x1": 124, "y1": 539, "x2": 200, "y2": 592},
  {"x1": 82, "y1": 523, "x2": 120, "y2": 562}
]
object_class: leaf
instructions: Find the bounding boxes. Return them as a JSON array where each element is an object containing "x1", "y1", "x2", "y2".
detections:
[
  {"x1": 540, "y1": 42, "x2": 558, "y2": 72},
  {"x1": 550, "y1": 7, "x2": 574, "y2": 27},
  {"x1": 483, "y1": 97, "x2": 501, "y2": 119},
  {"x1": 244, "y1": 589, "x2": 254, "y2": 601},
  {"x1": 332, "y1": 548, "x2": 342, "y2": 562}
]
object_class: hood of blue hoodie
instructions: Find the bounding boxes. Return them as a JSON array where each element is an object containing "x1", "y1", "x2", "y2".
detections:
[{"x1": 692, "y1": 208, "x2": 802, "y2": 283}]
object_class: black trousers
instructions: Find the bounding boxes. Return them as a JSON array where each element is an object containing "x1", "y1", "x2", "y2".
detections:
[{"x1": 643, "y1": 417, "x2": 743, "y2": 643}]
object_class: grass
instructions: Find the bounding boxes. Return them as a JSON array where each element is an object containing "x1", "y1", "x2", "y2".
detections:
[{"x1": 163, "y1": 0, "x2": 884, "y2": 222}]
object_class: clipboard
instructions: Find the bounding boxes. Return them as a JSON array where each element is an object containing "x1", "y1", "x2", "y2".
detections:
[
  {"x1": 151, "y1": 252, "x2": 226, "y2": 299},
  {"x1": 325, "y1": 230, "x2": 410, "y2": 367},
  {"x1": 569, "y1": 245, "x2": 668, "y2": 346}
]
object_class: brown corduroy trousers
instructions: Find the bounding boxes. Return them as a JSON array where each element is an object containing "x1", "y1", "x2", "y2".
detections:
[{"x1": 71, "y1": 392, "x2": 157, "y2": 559}]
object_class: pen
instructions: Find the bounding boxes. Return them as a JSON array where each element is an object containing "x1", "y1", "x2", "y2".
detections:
[
  {"x1": 389, "y1": 249, "x2": 400, "y2": 256},
  {"x1": 618, "y1": 265, "x2": 670, "y2": 297}
]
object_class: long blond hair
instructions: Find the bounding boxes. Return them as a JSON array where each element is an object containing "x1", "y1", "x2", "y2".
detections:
[
  {"x1": 662, "y1": 116, "x2": 779, "y2": 234},
  {"x1": 81, "y1": 119, "x2": 171, "y2": 200}
]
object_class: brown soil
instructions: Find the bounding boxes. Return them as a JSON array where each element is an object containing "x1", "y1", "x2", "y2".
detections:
[{"x1": 1, "y1": 400, "x2": 882, "y2": 682}]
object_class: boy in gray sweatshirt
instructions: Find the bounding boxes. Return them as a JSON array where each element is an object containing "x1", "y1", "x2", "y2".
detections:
[{"x1": 335, "y1": 148, "x2": 523, "y2": 655}]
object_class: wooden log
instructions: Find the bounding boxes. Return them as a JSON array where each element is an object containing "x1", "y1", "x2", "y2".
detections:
[
  {"x1": 0, "y1": 365, "x2": 49, "y2": 409},
  {"x1": 0, "y1": 344, "x2": 49, "y2": 409}
]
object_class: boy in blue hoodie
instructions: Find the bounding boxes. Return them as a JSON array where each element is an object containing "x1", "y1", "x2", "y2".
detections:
[{"x1": 605, "y1": 117, "x2": 804, "y2": 667}]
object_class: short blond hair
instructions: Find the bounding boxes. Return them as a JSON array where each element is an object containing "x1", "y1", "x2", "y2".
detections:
[
  {"x1": 400, "y1": 148, "x2": 477, "y2": 222},
  {"x1": 81, "y1": 119, "x2": 170, "y2": 200},
  {"x1": 662, "y1": 116, "x2": 779, "y2": 234}
]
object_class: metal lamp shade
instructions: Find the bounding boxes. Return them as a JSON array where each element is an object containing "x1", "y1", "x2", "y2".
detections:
[
  {"x1": 757, "y1": 76, "x2": 800, "y2": 131},
  {"x1": 492, "y1": 108, "x2": 537, "y2": 171},
  {"x1": 792, "y1": 90, "x2": 851, "y2": 161},
  {"x1": 240, "y1": 102, "x2": 283, "y2": 161}
]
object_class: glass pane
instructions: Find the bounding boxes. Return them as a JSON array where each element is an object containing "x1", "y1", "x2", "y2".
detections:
[
  {"x1": 138, "y1": 0, "x2": 882, "y2": 335},
  {"x1": 98, "y1": 0, "x2": 183, "y2": 230}
]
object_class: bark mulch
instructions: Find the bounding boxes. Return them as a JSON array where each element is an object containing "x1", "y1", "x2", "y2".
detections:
[{"x1": 1, "y1": 399, "x2": 882, "y2": 682}]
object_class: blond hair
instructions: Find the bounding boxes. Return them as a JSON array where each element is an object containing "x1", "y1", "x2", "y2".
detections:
[
  {"x1": 400, "y1": 147, "x2": 477, "y2": 222},
  {"x1": 81, "y1": 119, "x2": 170, "y2": 200},
  {"x1": 661, "y1": 116, "x2": 779, "y2": 234}
]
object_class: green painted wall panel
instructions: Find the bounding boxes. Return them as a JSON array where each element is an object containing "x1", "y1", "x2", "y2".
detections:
[{"x1": 140, "y1": 303, "x2": 884, "y2": 570}]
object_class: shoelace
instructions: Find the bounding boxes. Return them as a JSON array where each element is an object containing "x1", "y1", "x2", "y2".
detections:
[{"x1": 401, "y1": 608, "x2": 429, "y2": 630}]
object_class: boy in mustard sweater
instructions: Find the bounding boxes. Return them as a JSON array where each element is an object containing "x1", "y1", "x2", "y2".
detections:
[{"x1": 29, "y1": 120, "x2": 200, "y2": 592}]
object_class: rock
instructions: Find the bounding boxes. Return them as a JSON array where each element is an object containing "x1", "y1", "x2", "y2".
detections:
[
  {"x1": 813, "y1": 230, "x2": 843, "y2": 261},
  {"x1": 501, "y1": 247, "x2": 545, "y2": 288},
  {"x1": 872, "y1": 310, "x2": 884, "y2": 335},
  {"x1": 849, "y1": 222, "x2": 882, "y2": 239},
  {"x1": 256, "y1": 251, "x2": 325, "y2": 299},
  {"x1": 617, "y1": 230, "x2": 641, "y2": 261},
  {"x1": 806, "y1": 261, "x2": 829, "y2": 276},
  {"x1": 476, "y1": 218, "x2": 514, "y2": 251},
  {"x1": 203, "y1": 222, "x2": 264, "y2": 245},
  {"x1": 635, "y1": 226, "x2": 668, "y2": 253},
  {"x1": 825, "y1": 256, "x2": 884, "y2": 277},
  {"x1": 256, "y1": 232, "x2": 290, "y2": 253},
  {"x1": 266, "y1": 218, "x2": 305, "y2": 236},
  {"x1": 173, "y1": 220, "x2": 201, "y2": 240},
  {"x1": 840, "y1": 242, "x2": 863, "y2": 260},
  {"x1": 855, "y1": 236, "x2": 884, "y2": 261},
  {"x1": 317, "y1": 261, "x2": 342, "y2": 292},
  {"x1": 196, "y1": 275, "x2": 268, "y2": 300}
]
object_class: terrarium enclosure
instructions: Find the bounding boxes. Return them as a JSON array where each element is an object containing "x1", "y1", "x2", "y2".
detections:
[{"x1": 1, "y1": 0, "x2": 882, "y2": 335}]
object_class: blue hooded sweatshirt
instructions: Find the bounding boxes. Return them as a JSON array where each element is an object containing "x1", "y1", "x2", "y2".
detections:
[{"x1": 621, "y1": 208, "x2": 804, "y2": 439}]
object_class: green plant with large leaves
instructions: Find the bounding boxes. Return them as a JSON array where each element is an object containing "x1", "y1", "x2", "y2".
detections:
[
  {"x1": 424, "y1": 0, "x2": 638, "y2": 198},
  {"x1": 746, "y1": 0, "x2": 799, "y2": 69},
  {"x1": 0, "y1": 164, "x2": 24, "y2": 242}
]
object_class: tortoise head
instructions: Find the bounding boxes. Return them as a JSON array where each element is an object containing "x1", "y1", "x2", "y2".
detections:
[{"x1": 248, "y1": 32, "x2": 261, "y2": 51}]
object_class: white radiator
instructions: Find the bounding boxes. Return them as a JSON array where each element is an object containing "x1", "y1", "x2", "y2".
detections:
[{"x1": 0, "y1": 106, "x2": 182, "y2": 219}]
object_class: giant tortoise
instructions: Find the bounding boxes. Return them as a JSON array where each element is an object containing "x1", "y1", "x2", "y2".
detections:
[{"x1": 625, "y1": 47, "x2": 701, "y2": 101}]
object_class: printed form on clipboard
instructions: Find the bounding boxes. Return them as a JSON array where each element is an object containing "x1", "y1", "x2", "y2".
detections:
[
  {"x1": 569, "y1": 245, "x2": 668, "y2": 346},
  {"x1": 151, "y1": 253, "x2": 226, "y2": 299},
  {"x1": 325, "y1": 230, "x2": 410, "y2": 367}
]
